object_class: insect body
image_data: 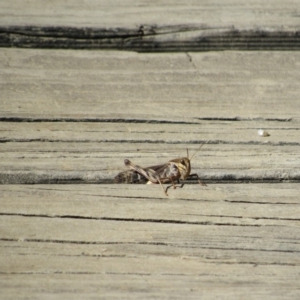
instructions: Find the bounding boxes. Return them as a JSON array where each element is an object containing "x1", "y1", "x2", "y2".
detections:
[{"x1": 114, "y1": 144, "x2": 207, "y2": 196}]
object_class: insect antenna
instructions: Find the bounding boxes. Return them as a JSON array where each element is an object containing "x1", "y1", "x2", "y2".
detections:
[{"x1": 189, "y1": 141, "x2": 210, "y2": 161}]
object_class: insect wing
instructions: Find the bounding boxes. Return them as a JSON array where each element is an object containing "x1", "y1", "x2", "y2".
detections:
[
  {"x1": 131, "y1": 162, "x2": 181, "y2": 184},
  {"x1": 114, "y1": 170, "x2": 148, "y2": 184},
  {"x1": 151, "y1": 162, "x2": 181, "y2": 183},
  {"x1": 125, "y1": 159, "x2": 166, "y2": 183},
  {"x1": 115, "y1": 160, "x2": 181, "y2": 185},
  {"x1": 115, "y1": 162, "x2": 170, "y2": 184}
]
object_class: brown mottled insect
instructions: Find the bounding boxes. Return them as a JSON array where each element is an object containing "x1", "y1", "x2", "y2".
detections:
[{"x1": 114, "y1": 144, "x2": 207, "y2": 196}]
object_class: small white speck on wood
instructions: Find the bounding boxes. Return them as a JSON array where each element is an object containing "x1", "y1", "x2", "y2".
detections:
[{"x1": 258, "y1": 129, "x2": 270, "y2": 137}]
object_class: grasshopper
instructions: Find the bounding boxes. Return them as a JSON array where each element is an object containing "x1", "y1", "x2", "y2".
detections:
[{"x1": 114, "y1": 144, "x2": 207, "y2": 196}]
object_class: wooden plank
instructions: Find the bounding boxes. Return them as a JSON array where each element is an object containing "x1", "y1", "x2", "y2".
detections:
[
  {"x1": 1, "y1": 184, "x2": 300, "y2": 224},
  {"x1": 1, "y1": 1, "x2": 300, "y2": 51},
  {"x1": 0, "y1": 141, "x2": 300, "y2": 183},
  {"x1": 1, "y1": 49, "x2": 300, "y2": 120},
  {"x1": 1, "y1": 184, "x2": 300, "y2": 298},
  {"x1": 3, "y1": 213, "x2": 299, "y2": 250},
  {"x1": 1, "y1": 0, "x2": 300, "y2": 28},
  {"x1": 0, "y1": 119, "x2": 299, "y2": 183},
  {"x1": 1, "y1": 273, "x2": 299, "y2": 300}
]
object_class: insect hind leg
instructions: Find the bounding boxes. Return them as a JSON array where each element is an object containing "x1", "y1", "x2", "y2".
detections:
[{"x1": 153, "y1": 177, "x2": 169, "y2": 196}]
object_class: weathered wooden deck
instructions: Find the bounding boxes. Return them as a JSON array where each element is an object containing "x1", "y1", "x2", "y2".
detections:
[{"x1": 1, "y1": 1, "x2": 300, "y2": 299}]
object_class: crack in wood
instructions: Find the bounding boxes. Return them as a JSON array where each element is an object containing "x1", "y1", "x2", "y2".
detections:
[
  {"x1": 2, "y1": 212, "x2": 299, "y2": 225},
  {"x1": 0, "y1": 175, "x2": 299, "y2": 184},
  {"x1": 197, "y1": 117, "x2": 293, "y2": 122},
  {"x1": 0, "y1": 116, "x2": 293, "y2": 123},
  {"x1": 1, "y1": 117, "x2": 196, "y2": 124},
  {"x1": 1, "y1": 25, "x2": 300, "y2": 51},
  {"x1": 224, "y1": 199, "x2": 300, "y2": 205},
  {"x1": 0, "y1": 138, "x2": 299, "y2": 146}
]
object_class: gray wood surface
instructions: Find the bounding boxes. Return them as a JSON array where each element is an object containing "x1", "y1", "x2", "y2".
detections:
[
  {"x1": 1, "y1": 1, "x2": 300, "y2": 297},
  {"x1": 1, "y1": 0, "x2": 300, "y2": 27},
  {"x1": 0, "y1": 124, "x2": 300, "y2": 184},
  {"x1": 1, "y1": 49, "x2": 300, "y2": 120},
  {"x1": 1, "y1": 47, "x2": 300, "y2": 299},
  {"x1": 1, "y1": 184, "x2": 300, "y2": 299},
  {"x1": 1, "y1": 49, "x2": 299, "y2": 186},
  {"x1": 1, "y1": 0, "x2": 300, "y2": 50}
]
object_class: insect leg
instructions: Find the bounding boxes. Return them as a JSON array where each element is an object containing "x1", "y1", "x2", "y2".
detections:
[
  {"x1": 156, "y1": 177, "x2": 168, "y2": 196},
  {"x1": 172, "y1": 179, "x2": 184, "y2": 189},
  {"x1": 188, "y1": 173, "x2": 207, "y2": 186},
  {"x1": 123, "y1": 159, "x2": 172, "y2": 196},
  {"x1": 176, "y1": 178, "x2": 185, "y2": 188},
  {"x1": 165, "y1": 179, "x2": 184, "y2": 193}
]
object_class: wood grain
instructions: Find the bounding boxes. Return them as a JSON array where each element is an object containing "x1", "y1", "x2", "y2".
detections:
[
  {"x1": 1, "y1": 1, "x2": 300, "y2": 51},
  {"x1": 0, "y1": 119, "x2": 299, "y2": 183},
  {"x1": 1, "y1": 184, "x2": 300, "y2": 298},
  {"x1": 1, "y1": 49, "x2": 300, "y2": 120},
  {"x1": 1, "y1": 0, "x2": 300, "y2": 28},
  {"x1": 1, "y1": 42, "x2": 300, "y2": 298}
]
